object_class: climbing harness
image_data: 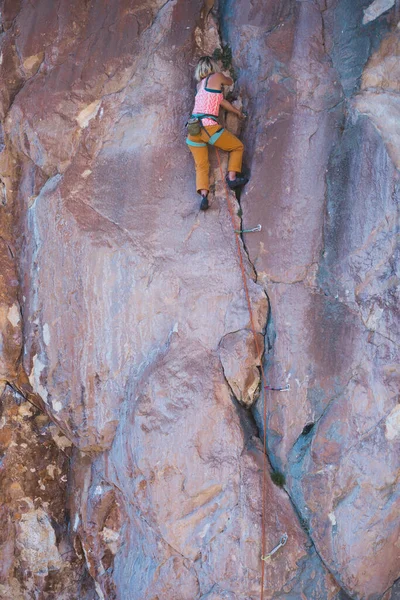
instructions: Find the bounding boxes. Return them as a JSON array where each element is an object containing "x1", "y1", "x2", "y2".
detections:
[
  {"x1": 214, "y1": 146, "x2": 288, "y2": 600},
  {"x1": 261, "y1": 533, "x2": 288, "y2": 561},
  {"x1": 185, "y1": 113, "x2": 225, "y2": 147}
]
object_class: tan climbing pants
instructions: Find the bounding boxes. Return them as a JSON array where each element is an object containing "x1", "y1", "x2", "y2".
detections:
[{"x1": 187, "y1": 125, "x2": 244, "y2": 192}]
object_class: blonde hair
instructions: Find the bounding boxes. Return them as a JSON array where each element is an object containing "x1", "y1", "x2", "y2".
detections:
[{"x1": 195, "y1": 56, "x2": 219, "y2": 82}]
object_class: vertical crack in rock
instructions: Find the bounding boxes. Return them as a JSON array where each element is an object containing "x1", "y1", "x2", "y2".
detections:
[
  {"x1": 213, "y1": 4, "x2": 349, "y2": 599},
  {"x1": 218, "y1": 0, "x2": 400, "y2": 599},
  {"x1": 294, "y1": 3, "x2": 400, "y2": 598}
]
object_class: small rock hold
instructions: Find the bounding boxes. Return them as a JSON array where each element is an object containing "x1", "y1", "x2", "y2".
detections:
[
  {"x1": 385, "y1": 405, "x2": 400, "y2": 440},
  {"x1": 362, "y1": 0, "x2": 395, "y2": 24}
]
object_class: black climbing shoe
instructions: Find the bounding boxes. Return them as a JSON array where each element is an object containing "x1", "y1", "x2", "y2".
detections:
[
  {"x1": 226, "y1": 174, "x2": 249, "y2": 190},
  {"x1": 200, "y1": 194, "x2": 209, "y2": 211}
]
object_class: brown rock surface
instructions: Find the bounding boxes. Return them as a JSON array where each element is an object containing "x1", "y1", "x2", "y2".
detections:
[
  {"x1": 0, "y1": 0, "x2": 399, "y2": 598},
  {"x1": 219, "y1": 330, "x2": 264, "y2": 407},
  {"x1": 0, "y1": 386, "x2": 95, "y2": 599},
  {"x1": 0, "y1": 237, "x2": 22, "y2": 388}
]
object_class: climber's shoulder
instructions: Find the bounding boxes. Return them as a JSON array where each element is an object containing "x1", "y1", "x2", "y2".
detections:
[{"x1": 208, "y1": 72, "x2": 233, "y2": 88}]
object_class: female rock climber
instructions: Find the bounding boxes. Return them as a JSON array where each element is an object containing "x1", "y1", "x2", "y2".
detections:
[{"x1": 186, "y1": 55, "x2": 248, "y2": 211}]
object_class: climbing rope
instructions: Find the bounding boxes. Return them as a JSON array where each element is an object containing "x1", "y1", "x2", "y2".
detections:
[{"x1": 214, "y1": 148, "x2": 272, "y2": 599}]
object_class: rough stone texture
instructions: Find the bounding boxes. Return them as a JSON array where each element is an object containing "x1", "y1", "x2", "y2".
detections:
[
  {"x1": 355, "y1": 29, "x2": 400, "y2": 168},
  {"x1": 219, "y1": 330, "x2": 264, "y2": 407},
  {"x1": 363, "y1": 0, "x2": 396, "y2": 24},
  {"x1": 0, "y1": 237, "x2": 22, "y2": 389},
  {"x1": 223, "y1": 0, "x2": 400, "y2": 598},
  {"x1": 0, "y1": 386, "x2": 95, "y2": 599},
  {"x1": 0, "y1": 0, "x2": 399, "y2": 598}
]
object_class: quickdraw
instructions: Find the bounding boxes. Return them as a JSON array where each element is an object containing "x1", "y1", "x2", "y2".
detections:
[
  {"x1": 265, "y1": 383, "x2": 290, "y2": 392},
  {"x1": 261, "y1": 533, "x2": 288, "y2": 561},
  {"x1": 234, "y1": 224, "x2": 262, "y2": 234}
]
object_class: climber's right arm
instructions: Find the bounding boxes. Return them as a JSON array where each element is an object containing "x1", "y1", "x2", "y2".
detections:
[{"x1": 220, "y1": 98, "x2": 245, "y2": 119}]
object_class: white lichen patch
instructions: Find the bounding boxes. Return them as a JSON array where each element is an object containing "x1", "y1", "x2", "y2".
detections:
[
  {"x1": 7, "y1": 303, "x2": 21, "y2": 327},
  {"x1": 100, "y1": 527, "x2": 120, "y2": 555},
  {"x1": 43, "y1": 323, "x2": 51, "y2": 346},
  {"x1": 363, "y1": 0, "x2": 395, "y2": 24},
  {"x1": 46, "y1": 465, "x2": 58, "y2": 479},
  {"x1": 328, "y1": 512, "x2": 337, "y2": 526},
  {"x1": 81, "y1": 543, "x2": 95, "y2": 577},
  {"x1": 50, "y1": 426, "x2": 73, "y2": 450},
  {"x1": 365, "y1": 305, "x2": 384, "y2": 331},
  {"x1": 199, "y1": 522, "x2": 211, "y2": 539},
  {"x1": 16, "y1": 507, "x2": 62, "y2": 574},
  {"x1": 29, "y1": 355, "x2": 48, "y2": 402},
  {"x1": 76, "y1": 100, "x2": 101, "y2": 128},
  {"x1": 73, "y1": 513, "x2": 80, "y2": 531},
  {"x1": 22, "y1": 52, "x2": 44, "y2": 75},
  {"x1": 81, "y1": 169, "x2": 92, "y2": 178},
  {"x1": 194, "y1": 13, "x2": 221, "y2": 56},
  {"x1": 95, "y1": 582, "x2": 105, "y2": 600},
  {"x1": 385, "y1": 404, "x2": 400, "y2": 440},
  {"x1": 18, "y1": 403, "x2": 34, "y2": 418},
  {"x1": 52, "y1": 400, "x2": 63, "y2": 412}
]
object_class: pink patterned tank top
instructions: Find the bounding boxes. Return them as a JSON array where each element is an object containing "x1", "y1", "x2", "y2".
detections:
[{"x1": 193, "y1": 76, "x2": 223, "y2": 126}]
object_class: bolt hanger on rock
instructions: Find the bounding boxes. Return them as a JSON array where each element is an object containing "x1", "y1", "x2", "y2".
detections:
[{"x1": 264, "y1": 383, "x2": 290, "y2": 392}]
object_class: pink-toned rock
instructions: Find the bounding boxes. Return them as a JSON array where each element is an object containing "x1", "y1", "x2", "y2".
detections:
[
  {"x1": 0, "y1": 0, "x2": 399, "y2": 598},
  {"x1": 299, "y1": 382, "x2": 400, "y2": 598},
  {"x1": 70, "y1": 342, "x2": 339, "y2": 597},
  {"x1": 224, "y1": 0, "x2": 400, "y2": 598},
  {"x1": 219, "y1": 330, "x2": 265, "y2": 407},
  {"x1": 363, "y1": 0, "x2": 395, "y2": 24},
  {"x1": 355, "y1": 29, "x2": 400, "y2": 169},
  {"x1": 3, "y1": 2, "x2": 299, "y2": 597}
]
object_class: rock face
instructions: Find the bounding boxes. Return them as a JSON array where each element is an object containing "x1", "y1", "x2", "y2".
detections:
[
  {"x1": 223, "y1": 0, "x2": 400, "y2": 598},
  {"x1": 0, "y1": 386, "x2": 95, "y2": 599},
  {"x1": 0, "y1": 0, "x2": 399, "y2": 599},
  {"x1": 0, "y1": 238, "x2": 22, "y2": 389}
]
